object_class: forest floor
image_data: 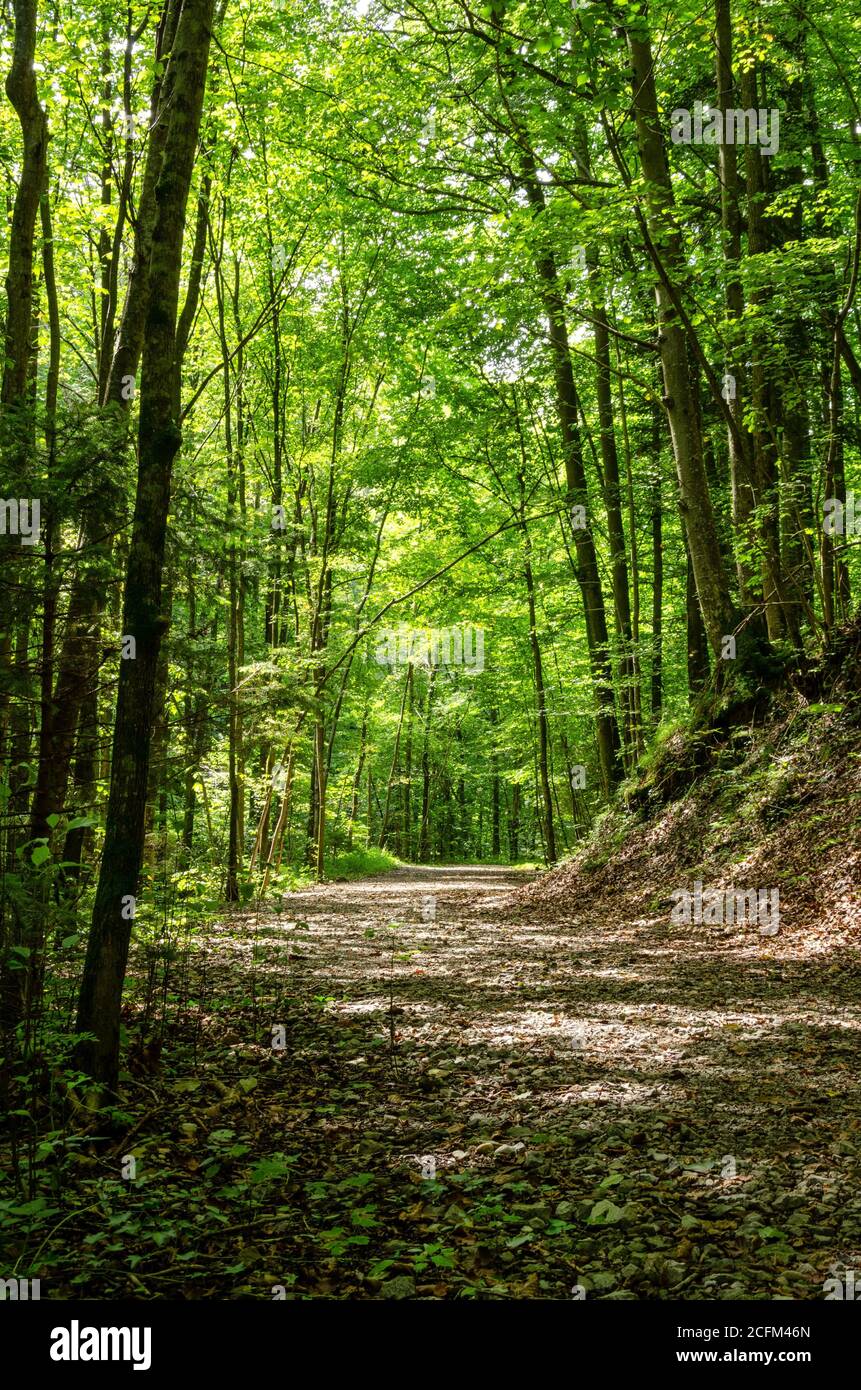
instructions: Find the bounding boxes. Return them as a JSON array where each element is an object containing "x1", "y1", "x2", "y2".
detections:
[
  {"x1": 40, "y1": 831, "x2": 858, "y2": 1302},
  {"x1": 211, "y1": 860, "x2": 861, "y2": 1301}
]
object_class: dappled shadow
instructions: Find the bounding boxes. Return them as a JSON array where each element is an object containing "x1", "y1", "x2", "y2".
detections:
[{"x1": 118, "y1": 861, "x2": 861, "y2": 1299}]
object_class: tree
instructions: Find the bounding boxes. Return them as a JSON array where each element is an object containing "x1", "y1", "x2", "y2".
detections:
[{"x1": 75, "y1": 0, "x2": 216, "y2": 1091}]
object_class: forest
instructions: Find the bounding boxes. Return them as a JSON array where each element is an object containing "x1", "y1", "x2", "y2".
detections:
[{"x1": 1, "y1": 0, "x2": 860, "y2": 1318}]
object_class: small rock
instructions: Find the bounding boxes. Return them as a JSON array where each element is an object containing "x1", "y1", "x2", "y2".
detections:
[{"x1": 493, "y1": 1142, "x2": 526, "y2": 1158}]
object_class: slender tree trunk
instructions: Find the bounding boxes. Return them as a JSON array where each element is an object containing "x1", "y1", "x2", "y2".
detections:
[
  {"x1": 314, "y1": 715, "x2": 326, "y2": 879},
  {"x1": 2, "y1": 0, "x2": 48, "y2": 411},
  {"x1": 61, "y1": 676, "x2": 99, "y2": 880},
  {"x1": 456, "y1": 737, "x2": 468, "y2": 859},
  {"x1": 27, "y1": 1, "x2": 182, "y2": 846},
  {"x1": 0, "y1": 0, "x2": 48, "y2": 901},
  {"x1": 650, "y1": 470, "x2": 664, "y2": 724},
  {"x1": 615, "y1": 354, "x2": 644, "y2": 759},
  {"x1": 685, "y1": 525, "x2": 710, "y2": 695},
  {"x1": 715, "y1": 0, "x2": 761, "y2": 620},
  {"x1": 570, "y1": 118, "x2": 638, "y2": 766},
  {"x1": 508, "y1": 783, "x2": 521, "y2": 862},
  {"x1": 347, "y1": 708, "x2": 368, "y2": 851},
  {"x1": 740, "y1": 66, "x2": 786, "y2": 643},
  {"x1": 401, "y1": 665, "x2": 414, "y2": 860},
  {"x1": 212, "y1": 217, "x2": 244, "y2": 901},
  {"x1": 418, "y1": 669, "x2": 435, "y2": 862},
  {"x1": 379, "y1": 662, "x2": 412, "y2": 850},
  {"x1": 490, "y1": 706, "x2": 501, "y2": 859},
  {"x1": 519, "y1": 481, "x2": 556, "y2": 864},
  {"x1": 520, "y1": 166, "x2": 622, "y2": 791},
  {"x1": 75, "y1": 0, "x2": 215, "y2": 1091},
  {"x1": 263, "y1": 744, "x2": 295, "y2": 892},
  {"x1": 626, "y1": 20, "x2": 744, "y2": 670}
]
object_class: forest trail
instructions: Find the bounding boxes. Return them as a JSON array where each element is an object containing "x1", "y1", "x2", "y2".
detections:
[{"x1": 181, "y1": 863, "x2": 861, "y2": 1299}]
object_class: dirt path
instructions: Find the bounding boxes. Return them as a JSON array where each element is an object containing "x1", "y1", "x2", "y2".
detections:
[{"x1": 178, "y1": 862, "x2": 861, "y2": 1300}]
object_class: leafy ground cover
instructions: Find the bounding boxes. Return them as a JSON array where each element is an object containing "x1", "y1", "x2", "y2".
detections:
[{"x1": 6, "y1": 823, "x2": 859, "y2": 1299}]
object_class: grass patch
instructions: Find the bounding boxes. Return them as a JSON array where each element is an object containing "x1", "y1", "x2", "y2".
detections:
[{"x1": 325, "y1": 846, "x2": 400, "y2": 880}]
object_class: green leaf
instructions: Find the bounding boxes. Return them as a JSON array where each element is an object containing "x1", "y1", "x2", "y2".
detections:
[
  {"x1": 248, "y1": 1153, "x2": 297, "y2": 1184},
  {"x1": 587, "y1": 1199, "x2": 624, "y2": 1225}
]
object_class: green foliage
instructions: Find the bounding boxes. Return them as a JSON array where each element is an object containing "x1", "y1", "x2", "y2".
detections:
[{"x1": 325, "y1": 847, "x2": 400, "y2": 880}]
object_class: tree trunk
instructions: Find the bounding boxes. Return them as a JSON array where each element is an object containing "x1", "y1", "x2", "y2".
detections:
[
  {"x1": 27, "y1": 1, "x2": 182, "y2": 847},
  {"x1": 490, "y1": 706, "x2": 501, "y2": 859},
  {"x1": 715, "y1": 0, "x2": 761, "y2": 620},
  {"x1": 347, "y1": 708, "x2": 368, "y2": 850},
  {"x1": 2, "y1": 0, "x2": 48, "y2": 410},
  {"x1": 626, "y1": 21, "x2": 743, "y2": 668},
  {"x1": 379, "y1": 662, "x2": 412, "y2": 850},
  {"x1": 650, "y1": 469, "x2": 664, "y2": 724},
  {"x1": 685, "y1": 525, "x2": 710, "y2": 695},
  {"x1": 520, "y1": 162, "x2": 622, "y2": 791},
  {"x1": 519, "y1": 482, "x2": 556, "y2": 864},
  {"x1": 401, "y1": 665, "x2": 414, "y2": 860},
  {"x1": 75, "y1": 0, "x2": 215, "y2": 1092},
  {"x1": 740, "y1": 66, "x2": 787, "y2": 643},
  {"x1": 508, "y1": 782, "x2": 521, "y2": 862},
  {"x1": 418, "y1": 669, "x2": 435, "y2": 862}
]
